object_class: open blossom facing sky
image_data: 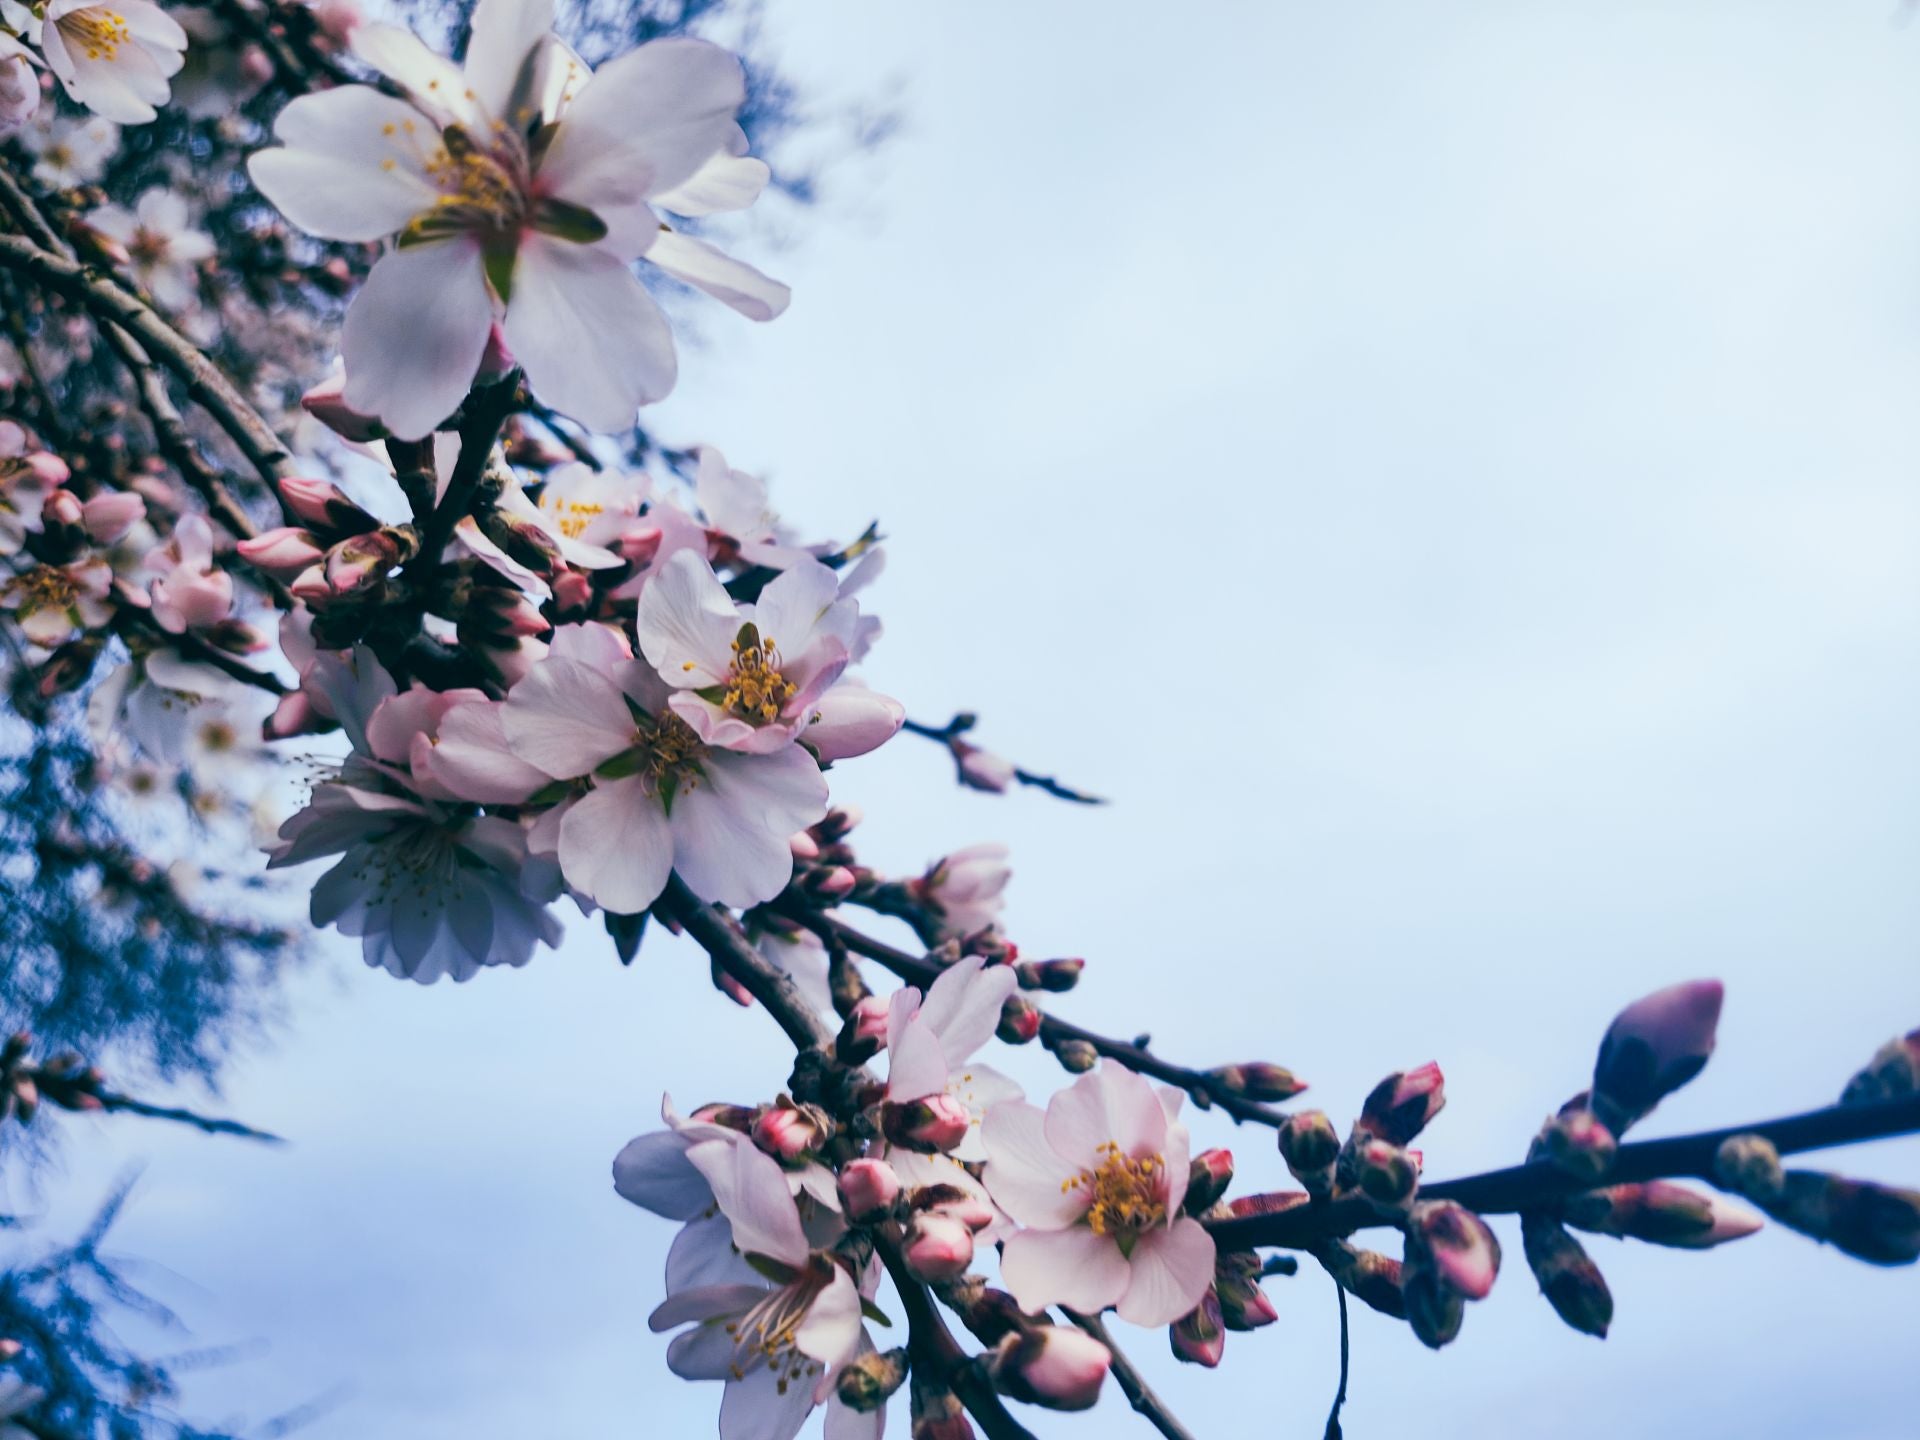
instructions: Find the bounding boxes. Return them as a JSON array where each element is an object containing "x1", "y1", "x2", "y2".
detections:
[{"x1": 246, "y1": 0, "x2": 788, "y2": 439}]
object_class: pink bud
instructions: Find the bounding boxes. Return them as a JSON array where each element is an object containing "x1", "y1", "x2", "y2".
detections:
[
  {"x1": 807, "y1": 865, "x2": 857, "y2": 900},
  {"x1": 1169, "y1": 1289, "x2": 1225, "y2": 1367},
  {"x1": 1408, "y1": 1200, "x2": 1501, "y2": 1299},
  {"x1": 81, "y1": 491, "x2": 145, "y2": 543},
  {"x1": 288, "y1": 564, "x2": 331, "y2": 605},
  {"x1": 881, "y1": 1093, "x2": 972, "y2": 1154},
  {"x1": 954, "y1": 740, "x2": 1016, "y2": 794},
  {"x1": 279, "y1": 475, "x2": 378, "y2": 537},
  {"x1": 789, "y1": 831, "x2": 822, "y2": 861},
  {"x1": 26, "y1": 452, "x2": 70, "y2": 488},
  {"x1": 1358, "y1": 1062, "x2": 1446, "y2": 1146},
  {"x1": 41, "y1": 489, "x2": 82, "y2": 527},
  {"x1": 550, "y1": 564, "x2": 594, "y2": 614},
  {"x1": 996, "y1": 995, "x2": 1041, "y2": 1045},
  {"x1": 617, "y1": 522, "x2": 665, "y2": 566},
  {"x1": 837, "y1": 1158, "x2": 902, "y2": 1220},
  {"x1": 989, "y1": 1326, "x2": 1111, "y2": 1412},
  {"x1": 850, "y1": 994, "x2": 889, "y2": 1047},
  {"x1": 1183, "y1": 1148, "x2": 1235, "y2": 1213},
  {"x1": 298, "y1": 376, "x2": 387, "y2": 444},
  {"x1": 1593, "y1": 979, "x2": 1723, "y2": 1133},
  {"x1": 750, "y1": 1100, "x2": 832, "y2": 1164},
  {"x1": 902, "y1": 1212, "x2": 975, "y2": 1281},
  {"x1": 264, "y1": 689, "x2": 323, "y2": 740},
  {"x1": 1562, "y1": 1182, "x2": 1763, "y2": 1249},
  {"x1": 236, "y1": 526, "x2": 327, "y2": 578}
]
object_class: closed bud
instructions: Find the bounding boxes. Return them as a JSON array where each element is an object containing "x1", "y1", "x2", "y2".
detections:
[
  {"x1": 954, "y1": 739, "x2": 1017, "y2": 794},
  {"x1": 1842, "y1": 1029, "x2": 1920, "y2": 1106},
  {"x1": 278, "y1": 475, "x2": 378, "y2": 536},
  {"x1": 36, "y1": 638, "x2": 103, "y2": 698},
  {"x1": 910, "y1": 1387, "x2": 974, "y2": 1440},
  {"x1": 688, "y1": 1103, "x2": 756, "y2": 1133},
  {"x1": 1055, "y1": 1039, "x2": 1098, "y2": 1073},
  {"x1": 1358, "y1": 1062, "x2": 1445, "y2": 1146},
  {"x1": 813, "y1": 807, "x2": 862, "y2": 844},
  {"x1": 549, "y1": 565, "x2": 594, "y2": 616},
  {"x1": 837, "y1": 1157, "x2": 902, "y2": 1221},
  {"x1": 1184, "y1": 1148, "x2": 1235, "y2": 1213},
  {"x1": 1520, "y1": 1212, "x2": 1612, "y2": 1338},
  {"x1": 1170, "y1": 1289, "x2": 1225, "y2": 1367},
  {"x1": 1763, "y1": 1172, "x2": 1920, "y2": 1266},
  {"x1": 996, "y1": 995, "x2": 1041, "y2": 1045},
  {"x1": 1592, "y1": 979, "x2": 1723, "y2": 1135},
  {"x1": 1534, "y1": 1102, "x2": 1616, "y2": 1182},
  {"x1": 1407, "y1": 1200, "x2": 1501, "y2": 1300},
  {"x1": 1015, "y1": 958, "x2": 1084, "y2": 993},
  {"x1": 236, "y1": 526, "x2": 327, "y2": 578},
  {"x1": 1401, "y1": 1264, "x2": 1465, "y2": 1350},
  {"x1": 325, "y1": 527, "x2": 416, "y2": 597},
  {"x1": 911, "y1": 1183, "x2": 997, "y2": 1234},
  {"x1": 989, "y1": 1326, "x2": 1110, "y2": 1412},
  {"x1": 460, "y1": 584, "x2": 549, "y2": 640},
  {"x1": 836, "y1": 1348, "x2": 908, "y2": 1413},
  {"x1": 902, "y1": 1212, "x2": 975, "y2": 1281},
  {"x1": 1714, "y1": 1133, "x2": 1786, "y2": 1205},
  {"x1": 79, "y1": 491, "x2": 146, "y2": 545},
  {"x1": 1212, "y1": 1062, "x2": 1308, "y2": 1103},
  {"x1": 1278, "y1": 1110, "x2": 1340, "y2": 1197},
  {"x1": 836, "y1": 998, "x2": 888, "y2": 1067},
  {"x1": 1560, "y1": 1182, "x2": 1763, "y2": 1249},
  {"x1": 299, "y1": 376, "x2": 388, "y2": 444},
  {"x1": 1313, "y1": 1240, "x2": 1406, "y2": 1319},
  {"x1": 1214, "y1": 1255, "x2": 1278, "y2": 1331},
  {"x1": 40, "y1": 488, "x2": 82, "y2": 530},
  {"x1": 804, "y1": 865, "x2": 858, "y2": 901},
  {"x1": 750, "y1": 1099, "x2": 833, "y2": 1164},
  {"x1": 1345, "y1": 1135, "x2": 1419, "y2": 1214},
  {"x1": 882, "y1": 1093, "x2": 972, "y2": 1153},
  {"x1": 479, "y1": 506, "x2": 563, "y2": 576}
]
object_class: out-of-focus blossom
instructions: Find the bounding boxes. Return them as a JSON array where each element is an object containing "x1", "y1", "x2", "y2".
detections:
[
  {"x1": 248, "y1": 0, "x2": 787, "y2": 438},
  {"x1": 87, "y1": 188, "x2": 215, "y2": 310},
  {"x1": 883, "y1": 954, "x2": 1022, "y2": 1161},
  {"x1": 169, "y1": 5, "x2": 269, "y2": 116},
  {"x1": 911, "y1": 842, "x2": 1011, "y2": 941},
  {"x1": 147, "y1": 513, "x2": 234, "y2": 632},
  {"x1": 982, "y1": 1063, "x2": 1216, "y2": 1328},
  {"x1": 0, "y1": 34, "x2": 40, "y2": 131},
  {"x1": 38, "y1": 0, "x2": 188, "y2": 124},
  {"x1": 2, "y1": 555, "x2": 113, "y2": 646}
]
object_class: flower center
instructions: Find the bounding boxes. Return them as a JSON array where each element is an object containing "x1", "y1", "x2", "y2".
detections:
[
  {"x1": 720, "y1": 1259, "x2": 834, "y2": 1393},
  {"x1": 725, "y1": 622, "x2": 796, "y2": 724},
  {"x1": 597, "y1": 709, "x2": 709, "y2": 805},
  {"x1": 540, "y1": 495, "x2": 603, "y2": 541},
  {"x1": 403, "y1": 126, "x2": 528, "y2": 242},
  {"x1": 7, "y1": 565, "x2": 78, "y2": 614},
  {"x1": 128, "y1": 228, "x2": 171, "y2": 267},
  {"x1": 1075, "y1": 1142, "x2": 1169, "y2": 1238},
  {"x1": 60, "y1": 8, "x2": 131, "y2": 63}
]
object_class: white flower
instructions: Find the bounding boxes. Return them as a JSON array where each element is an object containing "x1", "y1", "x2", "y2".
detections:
[
  {"x1": 914, "y1": 843, "x2": 1011, "y2": 941},
  {"x1": 647, "y1": 1138, "x2": 878, "y2": 1440},
  {"x1": 247, "y1": 0, "x2": 788, "y2": 439},
  {"x1": 267, "y1": 648, "x2": 564, "y2": 983},
  {"x1": 39, "y1": 0, "x2": 188, "y2": 125},
  {"x1": 637, "y1": 550, "x2": 903, "y2": 760},
  {"x1": 0, "y1": 34, "x2": 41, "y2": 132},
  {"x1": 981, "y1": 1063, "x2": 1216, "y2": 1328},
  {"x1": 0, "y1": 421, "x2": 56, "y2": 555},
  {"x1": 88, "y1": 188, "x2": 215, "y2": 310},
  {"x1": 885, "y1": 956, "x2": 1023, "y2": 1163},
  {"x1": 614, "y1": 1093, "x2": 840, "y2": 1229},
  {"x1": 145, "y1": 512, "x2": 233, "y2": 632},
  {"x1": 1, "y1": 555, "x2": 113, "y2": 646},
  {"x1": 21, "y1": 111, "x2": 119, "y2": 187},
  {"x1": 87, "y1": 646, "x2": 247, "y2": 766}
]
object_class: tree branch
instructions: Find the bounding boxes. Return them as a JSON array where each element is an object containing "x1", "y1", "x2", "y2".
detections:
[
  {"x1": 1206, "y1": 1092, "x2": 1920, "y2": 1251},
  {"x1": 1068, "y1": 1310, "x2": 1197, "y2": 1440}
]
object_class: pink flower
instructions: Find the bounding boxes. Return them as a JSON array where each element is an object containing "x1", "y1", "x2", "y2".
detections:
[
  {"x1": 882, "y1": 955, "x2": 1023, "y2": 1160},
  {"x1": 981, "y1": 1064, "x2": 1216, "y2": 1328},
  {"x1": 147, "y1": 514, "x2": 235, "y2": 633}
]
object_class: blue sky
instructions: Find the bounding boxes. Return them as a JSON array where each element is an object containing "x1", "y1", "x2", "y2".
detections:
[{"x1": 28, "y1": 2, "x2": 1920, "y2": 1436}]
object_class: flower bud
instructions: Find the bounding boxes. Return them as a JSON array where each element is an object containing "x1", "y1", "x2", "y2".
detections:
[
  {"x1": 1592, "y1": 979, "x2": 1723, "y2": 1134},
  {"x1": 1401, "y1": 1264, "x2": 1464, "y2": 1350},
  {"x1": 836, "y1": 997, "x2": 889, "y2": 1067},
  {"x1": 1357, "y1": 1062, "x2": 1445, "y2": 1146},
  {"x1": 1015, "y1": 958, "x2": 1084, "y2": 993},
  {"x1": 325, "y1": 527, "x2": 416, "y2": 598},
  {"x1": 1055, "y1": 1039, "x2": 1098, "y2": 1073},
  {"x1": 299, "y1": 375, "x2": 387, "y2": 443},
  {"x1": 1714, "y1": 1133, "x2": 1786, "y2": 1205},
  {"x1": 836, "y1": 1158, "x2": 902, "y2": 1222},
  {"x1": 996, "y1": 995, "x2": 1041, "y2": 1046},
  {"x1": 549, "y1": 564, "x2": 595, "y2": 615},
  {"x1": 479, "y1": 506, "x2": 563, "y2": 576},
  {"x1": 1842, "y1": 1028, "x2": 1920, "y2": 1106},
  {"x1": 750, "y1": 1099, "x2": 833, "y2": 1164},
  {"x1": 911, "y1": 1387, "x2": 975, "y2": 1440},
  {"x1": 236, "y1": 526, "x2": 327, "y2": 578},
  {"x1": 1212, "y1": 1062, "x2": 1308, "y2": 1103},
  {"x1": 688, "y1": 1103, "x2": 756, "y2": 1132},
  {"x1": 81, "y1": 491, "x2": 145, "y2": 544},
  {"x1": 1560, "y1": 1182, "x2": 1763, "y2": 1249},
  {"x1": 1214, "y1": 1252, "x2": 1278, "y2": 1331},
  {"x1": 836, "y1": 1348, "x2": 908, "y2": 1413},
  {"x1": 1313, "y1": 1240, "x2": 1406, "y2": 1318},
  {"x1": 1346, "y1": 1135, "x2": 1419, "y2": 1214},
  {"x1": 989, "y1": 1326, "x2": 1110, "y2": 1412},
  {"x1": 1170, "y1": 1289, "x2": 1225, "y2": 1367},
  {"x1": 954, "y1": 739, "x2": 1017, "y2": 794},
  {"x1": 1184, "y1": 1148, "x2": 1235, "y2": 1213},
  {"x1": 278, "y1": 475, "x2": 378, "y2": 536},
  {"x1": 1406, "y1": 1200, "x2": 1501, "y2": 1300},
  {"x1": 1520, "y1": 1212, "x2": 1612, "y2": 1338},
  {"x1": 458, "y1": 583, "x2": 549, "y2": 640},
  {"x1": 882, "y1": 1093, "x2": 972, "y2": 1153},
  {"x1": 912, "y1": 1183, "x2": 997, "y2": 1233},
  {"x1": 264, "y1": 688, "x2": 324, "y2": 739},
  {"x1": 1278, "y1": 1109, "x2": 1340, "y2": 1197},
  {"x1": 902, "y1": 1211, "x2": 976, "y2": 1281},
  {"x1": 803, "y1": 865, "x2": 858, "y2": 902},
  {"x1": 1759, "y1": 1172, "x2": 1920, "y2": 1266},
  {"x1": 1533, "y1": 1102, "x2": 1616, "y2": 1182}
]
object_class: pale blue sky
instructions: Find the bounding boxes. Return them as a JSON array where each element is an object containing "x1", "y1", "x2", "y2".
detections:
[{"x1": 29, "y1": 3, "x2": 1920, "y2": 1436}]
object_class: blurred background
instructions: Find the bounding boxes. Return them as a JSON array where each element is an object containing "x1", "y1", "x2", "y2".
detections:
[{"x1": 21, "y1": 1, "x2": 1920, "y2": 1434}]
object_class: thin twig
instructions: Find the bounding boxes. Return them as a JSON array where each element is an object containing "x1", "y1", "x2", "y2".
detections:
[
  {"x1": 1069, "y1": 1310, "x2": 1197, "y2": 1440},
  {"x1": 90, "y1": 1089, "x2": 283, "y2": 1143},
  {"x1": 1207, "y1": 1092, "x2": 1920, "y2": 1252},
  {"x1": 1324, "y1": 1276, "x2": 1349, "y2": 1440},
  {"x1": 900, "y1": 715, "x2": 1106, "y2": 805}
]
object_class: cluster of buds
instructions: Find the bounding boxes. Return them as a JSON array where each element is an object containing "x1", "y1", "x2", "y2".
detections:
[
  {"x1": 1400, "y1": 1199, "x2": 1501, "y2": 1348},
  {"x1": 1713, "y1": 1133, "x2": 1920, "y2": 1266},
  {"x1": 249, "y1": 476, "x2": 420, "y2": 642},
  {"x1": 1331, "y1": 1063, "x2": 1445, "y2": 1217}
]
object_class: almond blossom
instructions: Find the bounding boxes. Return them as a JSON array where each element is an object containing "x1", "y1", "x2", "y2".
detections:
[
  {"x1": 37, "y1": 0, "x2": 188, "y2": 125},
  {"x1": 268, "y1": 648, "x2": 563, "y2": 983},
  {"x1": 885, "y1": 956, "x2": 1022, "y2": 1163},
  {"x1": 982, "y1": 1062, "x2": 1216, "y2": 1328},
  {"x1": 19, "y1": 110, "x2": 117, "y2": 186},
  {"x1": 0, "y1": 34, "x2": 40, "y2": 130},
  {"x1": 647, "y1": 1137, "x2": 879, "y2": 1440},
  {"x1": 87, "y1": 188, "x2": 214, "y2": 311},
  {"x1": 145, "y1": 513, "x2": 233, "y2": 633},
  {"x1": 246, "y1": 0, "x2": 788, "y2": 439},
  {"x1": 1, "y1": 555, "x2": 112, "y2": 647}
]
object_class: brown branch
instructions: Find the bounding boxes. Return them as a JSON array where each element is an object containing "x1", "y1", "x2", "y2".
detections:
[
  {"x1": 782, "y1": 907, "x2": 1290, "y2": 1127},
  {"x1": 1207, "y1": 1092, "x2": 1920, "y2": 1252},
  {"x1": 877, "y1": 1229, "x2": 1038, "y2": 1440},
  {"x1": 1068, "y1": 1310, "x2": 1197, "y2": 1440}
]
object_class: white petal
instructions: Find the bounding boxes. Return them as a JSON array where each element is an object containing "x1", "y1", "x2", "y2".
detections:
[
  {"x1": 341, "y1": 240, "x2": 495, "y2": 441},
  {"x1": 998, "y1": 1227, "x2": 1129, "y2": 1318},
  {"x1": 654, "y1": 147, "x2": 770, "y2": 218},
  {"x1": 636, "y1": 549, "x2": 743, "y2": 688},
  {"x1": 669, "y1": 745, "x2": 826, "y2": 908},
  {"x1": 462, "y1": 0, "x2": 555, "y2": 122},
  {"x1": 685, "y1": 1137, "x2": 809, "y2": 1267},
  {"x1": 1045, "y1": 1065, "x2": 1166, "y2": 1174},
  {"x1": 647, "y1": 228, "x2": 789, "y2": 322},
  {"x1": 979, "y1": 1101, "x2": 1085, "y2": 1230},
  {"x1": 557, "y1": 775, "x2": 673, "y2": 914},
  {"x1": 611, "y1": 1129, "x2": 707, "y2": 1219},
  {"x1": 718, "y1": 1362, "x2": 817, "y2": 1440},
  {"x1": 793, "y1": 1265, "x2": 862, "y2": 1368},
  {"x1": 504, "y1": 235, "x2": 676, "y2": 429},
  {"x1": 248, "y1": 87, "x2": 439, "y2": 241},
  {"x1": 1115, "y1": 1219, "x2": 1216, "y2": 1329},
  {"x1": 918, "y1": 955, "x2": 1017, "y2": 1066},
  {"x1": 499, "y1": 656, "x2": 634, "y2": 777}
]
